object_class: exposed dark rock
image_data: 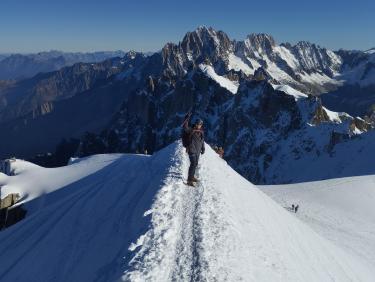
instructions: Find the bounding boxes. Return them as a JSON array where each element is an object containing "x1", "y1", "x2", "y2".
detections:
[
  {"x1": 2, "y1": 205, "x2": 27, "y2": 229},
  {"x1": 253, "y1": 67, "x2": 278, "y2": 83},
  {"x1": 0, "y1": 193, "x2": 20, "y2": 209},
  {"x1": 311, "y1": 102, "x2": 331, "y2": 125},
  {"x1": 0, "y1": 193, "x2": 27, "y2": 230},
  {"x1": 326, "y1": 131, "x2": 351, "y2": 152},
  {"x1": 350, "y1": 117, "x2": 372, "y2": 132}
]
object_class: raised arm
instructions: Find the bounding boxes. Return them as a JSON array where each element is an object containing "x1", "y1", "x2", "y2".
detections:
[{"x1": 182, "y1": 112, "x2": 192, "y2": 133}]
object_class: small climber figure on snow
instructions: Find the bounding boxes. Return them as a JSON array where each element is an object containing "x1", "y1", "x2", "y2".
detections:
[
  {"x1": 181, "y1": 112, "x2": 205, "y2": 187},
  {"x1": 291, "y1": 204, "x2": 299, "y2": 213},
  {"x1": 294, "y1": 204, "x2": 299, "y2": 213}
]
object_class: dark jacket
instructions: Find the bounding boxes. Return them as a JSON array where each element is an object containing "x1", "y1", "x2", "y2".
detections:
[{"x1": 184, "y1": 123, "x2": 205, "y2": 155}]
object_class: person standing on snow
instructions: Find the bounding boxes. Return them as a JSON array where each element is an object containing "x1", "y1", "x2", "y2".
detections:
[
  {"x1": 294, "y1": 204, "x2": 299, "y2": 213},
  {"x1": 182, "y1": 113, "x2": 205, "y2": 187}
]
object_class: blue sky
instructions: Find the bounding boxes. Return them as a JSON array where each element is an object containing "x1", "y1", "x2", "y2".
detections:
[{"x1": 0, "y1": 0, "x2": 374, "y2": 53}]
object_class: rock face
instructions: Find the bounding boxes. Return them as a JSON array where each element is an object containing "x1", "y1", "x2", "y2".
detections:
[
  {"x1": 0, "y1": 193, "x2": 26, "y2": 229},
  {"x1": 283, "y1": 41, "x2": 341, "y2": 76},
  {"x1": 0, "y1": 159, "x2": 15, "y2": 175},
  {"x1": 253, "y1": 67, "x2": 277, "y2": 82},
  {"x1": 0, "y1": 193, "x2": 20, "y2": 209},
  {"x1": 78, "y1": 75, "x2": 370, "y2": 184},
  {"x1": 0, "y1": 53, "x2": 147, "y2": 158},
  {"x1": 0, "y1": 26, "x2": 375, "y2": 184},
  {"x1": 0, "y1": 57, "x2": 132, "y2": 122}
]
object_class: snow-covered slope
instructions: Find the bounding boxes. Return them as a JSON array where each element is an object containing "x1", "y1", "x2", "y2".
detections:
[
  {"x1": 259, "y1": 176, "x2": 375, "y2": 268},
  {"x1": 262, "y1": 129, "x2": 375, "y2": 184},
  {"x1": 0, "y1": 141, "x2": 374, "y2": 281},
  {"x1": 199, "y1": 63, "x2": 238, "y2": 94},
  {"x1": 0, "y1": 154, "x2": 123, "y2": 214},
  {"x1": 271, "y1": 84, "x2": 308, "y2": 100}
]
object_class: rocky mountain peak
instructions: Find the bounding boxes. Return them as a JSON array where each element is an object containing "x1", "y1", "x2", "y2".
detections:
[
  {"x1": 245, "y1": 33, "x2": 276, "y2": 52},
  {"x1": 295, "y1": 40, "x2": 315, "y2": 49},
  {"x1": 125, "y1": 50, "x2": 138, "y2": 59},
  {"x1": 286, "y1": 40, "x2": 328, "y2": 56},
  {"x1": 181, "y1": 26, "x2": 232, "y2": 58},
  {"x1": 187, "y1": 26, "x2": 226, "y2": 44}
]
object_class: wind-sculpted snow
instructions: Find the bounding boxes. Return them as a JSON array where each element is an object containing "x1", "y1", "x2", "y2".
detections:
[{"x1": 0, "y1": 141, "x2": 374, "y2": 281}]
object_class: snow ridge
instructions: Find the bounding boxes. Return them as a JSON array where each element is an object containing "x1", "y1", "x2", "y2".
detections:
[
  {"x1": 1, "y1": 142, "x2": 374, "y2": 281},
  {"x1": 123, "y1": 143, "x2": 232, "y2": 281},
  {"x1": 123, "y1": 142, "x2": 375, "y2": 281}
]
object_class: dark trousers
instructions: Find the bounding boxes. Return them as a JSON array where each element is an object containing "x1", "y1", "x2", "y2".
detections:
[{"x1": 188, "y1": 153, "x2": 199, "y2": 180}]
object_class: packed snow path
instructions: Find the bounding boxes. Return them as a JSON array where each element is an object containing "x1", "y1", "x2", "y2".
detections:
[
  {"x1": 123, "y1": 147, "x2": 233, "y2": 281},
  {"x1": 0, "y1": 142, "x2": 374, "y2": 281}
]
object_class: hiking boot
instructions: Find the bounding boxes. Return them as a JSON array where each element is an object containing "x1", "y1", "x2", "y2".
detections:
[
  {"x1": 192, "y1": 176, "x2": 199, "y2": 182},
  {"x1": 187, "y1": 180, "x2": 195, "y2": 187}
]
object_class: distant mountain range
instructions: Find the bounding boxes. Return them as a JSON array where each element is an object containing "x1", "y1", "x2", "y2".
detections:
[
  {"x1": 0, "y1": 54, "x2": 11, "y2": 62},
  {"x1": 0, "y1": 50, "x2": 127, "y2": 80},
  {"x1": 1, "y1": 26, "x2": 375, "y2": 184}
]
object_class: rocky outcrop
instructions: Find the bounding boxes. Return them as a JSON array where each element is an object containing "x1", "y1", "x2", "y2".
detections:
[
  {"x1": 311, "y1": 102, "x2": 331, "y2": 125},
  {"x1": 0, "y1": 158, "x2": 15, "y2": 175},
  {"x1": 350, "y1": 117, "x2": 372, "y2": 132},
  {"x1": 253, "y1": 67, "x2": 277, "y2": 83},
  {"x1": 0, "y1": 193, "x2": 20, "y2": 209},
  {"x1": 76, "y1": 74, "x2": 363, "y2": 184},
  {"x1": 326, "y1": 131, "x2": 351, "y2": 152},
  {"x1": 0, "y1": 193, "x2": 26, "y2": 229}
]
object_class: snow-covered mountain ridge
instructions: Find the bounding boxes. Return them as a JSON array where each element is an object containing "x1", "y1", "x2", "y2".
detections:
[
  {"x1": 0, "y1": 141, "x2": 374, "y2": 281},
  {"x1": 158, "y1": 26, "x2": 375, "y2": 95},
  {"x1": 1, "y1": 26, "x2": 375, "y2": 185}
]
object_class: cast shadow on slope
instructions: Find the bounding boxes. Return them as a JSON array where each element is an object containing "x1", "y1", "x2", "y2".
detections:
[
  {"x1": 273, "y1": 129, "x2": 375, "y2": 184},
  {"x1": 0, "y1": 143, "x2": 180, "y2": 282}
]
